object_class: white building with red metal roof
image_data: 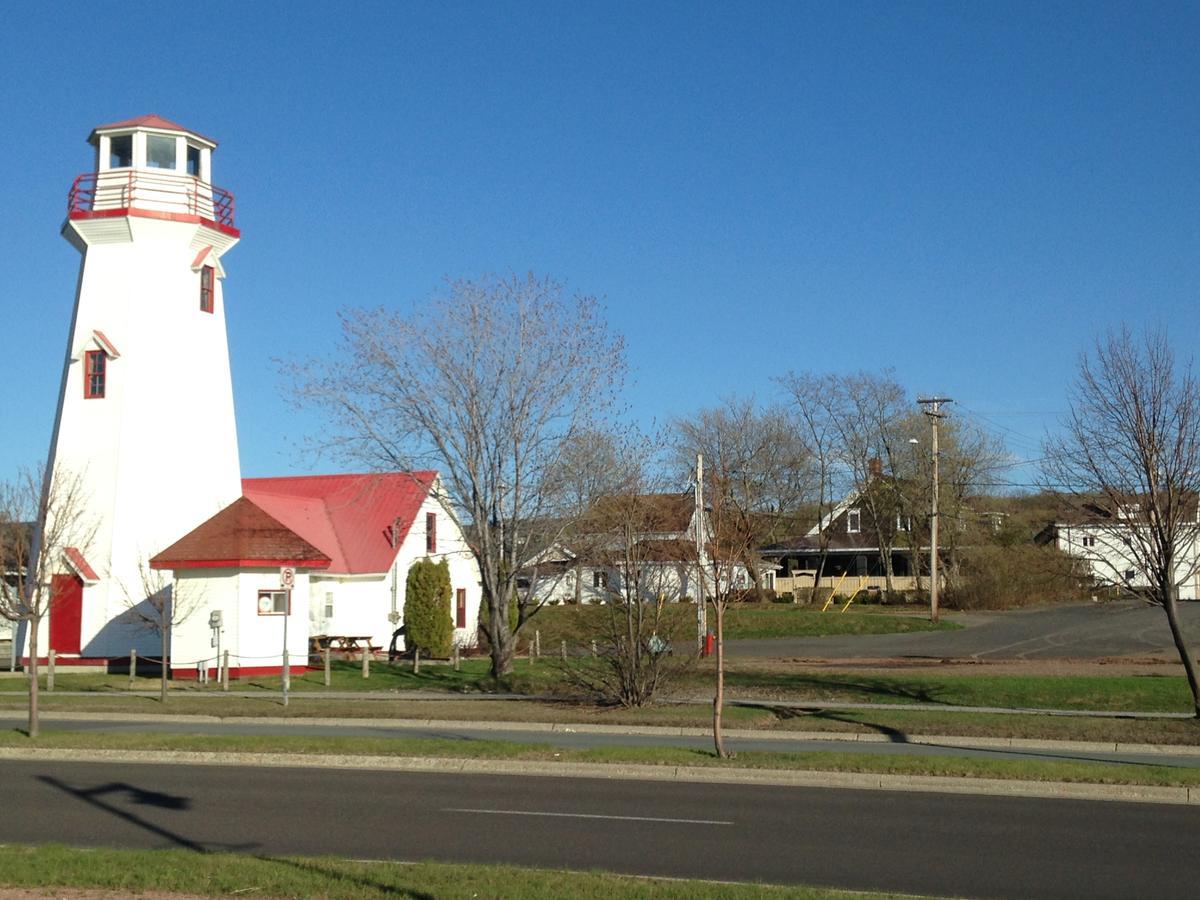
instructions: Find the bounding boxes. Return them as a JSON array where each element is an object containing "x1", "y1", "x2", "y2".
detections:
[{"x1": 152, "y1": 473, "x2": 481, "y2": 678}]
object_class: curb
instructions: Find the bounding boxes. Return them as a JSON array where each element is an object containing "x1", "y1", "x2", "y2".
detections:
[{"x1": 0, "y1": 746, "x2": 1193, "y2": 806}]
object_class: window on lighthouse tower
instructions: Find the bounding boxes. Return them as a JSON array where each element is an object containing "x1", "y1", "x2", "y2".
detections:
[
  {"x1": 84, "y1": 350, "x2": 106, "y2": 399},
  {"x1": 200, "y1": 266, "x2": 214, "y2": 313}
]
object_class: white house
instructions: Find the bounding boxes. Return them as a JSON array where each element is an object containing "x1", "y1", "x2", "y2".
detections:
[
  {"x1": 529, "y1": 492, "x2": 757, "y2": 605},
  {"x1": 151, "y1": 472, "x2": 481, "y2": 678},
  {"x1": 27, "y1": 115, "x2": 242, "y2": 666},
  {"x1": 1049, "y1": 502, "x2": 1200, "y2": 600}
]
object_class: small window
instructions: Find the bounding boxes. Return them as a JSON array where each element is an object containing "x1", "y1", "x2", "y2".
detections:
[
  {"x1": 186, "y1": 145, "x2": 201, "y2": 176},
  {"x1": 200, "y1": 266, "x2": 214, "y2": 313},
  {"x1": 896, "y1": 514, "x2": 911, "y2": 532},
  {"x1": 456, "y1": 588, "x2": 467, "y2": 628},
  {"x1": 1081, "y1": 535, "x2": 1097, "y2": 548},
  {"x1": 84, "y1": 350, "x2": 106, "y2": 399},
  {"x1": 426, "y1": 512, "x2": 437, "y2": 554},
  {"x1": 146, "y1": 135, "x2": 176, "y2": 170},
  {"x1": 593, "y1": 570, "x2": 608, "y2": 589},
  {"x1": 324, "y1": 591, "x2": 334, "y2": 620},
  {"x1": 846, "y1": 509, "x2": 861, "y2": 534},
  {"x1": 109, "y1": 134, "x2": 132, "y2": 168},
  {"x1": 257, "y1": 589, "x2": 289, "y2": 615}
]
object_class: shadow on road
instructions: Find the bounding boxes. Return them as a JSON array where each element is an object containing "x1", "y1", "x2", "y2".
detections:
[{"x1": 36, "y1": 776, "x2": 435, "y2": 898}]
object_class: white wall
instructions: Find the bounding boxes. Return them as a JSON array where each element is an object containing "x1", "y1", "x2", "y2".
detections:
[{"x1": 1057, "y1": 524, "x2": 1200, "y2": 600}]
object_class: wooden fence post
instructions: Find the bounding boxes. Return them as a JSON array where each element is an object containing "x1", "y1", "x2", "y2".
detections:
[
  {"x1": 591, "y1": 640, "x2": 597, "y2": 658},
  {"x1": 47, "y1": 650, "x2": 55, "y2": 692},
  {"x1": 413, "y1": 647, "x2": 421, "y2": 675},
  {"x1": 323, "y1": 647, "x2": 331, "y2": 686},
  {"x1": 452, "y1": 644, "x2": 460, "y2": 671},
  {"x1": 560, "y1": 640, "x2": 567, "y2": 661},
  {"x1": 362, "y1": 647, "x2": 370, "y2": 679},
  {"x1": 129, "y1": 649, "x2": 137, "y2": 687},
  {"x1": 222, "y1": 650, "x2": 230, "y2": 692}
]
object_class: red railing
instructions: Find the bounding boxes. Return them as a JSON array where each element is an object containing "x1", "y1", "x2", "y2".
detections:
[{"x1": 68, "y1": 171, "x2": 236, "y2": 229}]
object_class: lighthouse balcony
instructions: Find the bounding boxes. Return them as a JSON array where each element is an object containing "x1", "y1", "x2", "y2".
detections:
[{"x1": 68, "y1": 170, "x2": 237, "y2": 236}]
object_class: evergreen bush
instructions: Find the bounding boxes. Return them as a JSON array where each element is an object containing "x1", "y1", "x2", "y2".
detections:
[{"x1": 404, "y1": 558, "x2": 453, "y2": 656}]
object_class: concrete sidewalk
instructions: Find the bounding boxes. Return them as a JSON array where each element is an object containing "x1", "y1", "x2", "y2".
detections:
[{"x1": 15, "y1": 708, "x2": 1200, "y2": 757}]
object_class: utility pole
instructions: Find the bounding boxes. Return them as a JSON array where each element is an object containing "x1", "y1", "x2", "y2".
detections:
[
  {"x1": 695, "y1": 453, "x2": 707, "y2": 653},
  {"x1": 917, "y1": 397, "x2": 952, "y2": 624}
]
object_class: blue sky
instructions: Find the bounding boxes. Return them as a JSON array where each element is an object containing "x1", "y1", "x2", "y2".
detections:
[{"x1": 1, "y1": 1, "x2": 1196, "y2": 489}]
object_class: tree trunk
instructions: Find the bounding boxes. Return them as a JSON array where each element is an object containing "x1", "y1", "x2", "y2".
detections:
[
  {"x1": 27, "y1": 618, "x2": 39, "y2": 739},
  {"x1": 489, "y1": 628, "x2": 514, "y2": 678},
  {"x1": 712, "y1": 600, "x2": 727, "y2": 759},
  {"x1": 160, "y1": 618, "x2": 169, "y2": 703},
  {"x1": 1162, "y1": 584, "x2": 1200, "y2": 718}
]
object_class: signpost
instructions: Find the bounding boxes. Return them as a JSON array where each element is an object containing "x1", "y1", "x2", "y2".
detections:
[{"x1": 280, "y1": 566, "x2": 295, "y2": 707}]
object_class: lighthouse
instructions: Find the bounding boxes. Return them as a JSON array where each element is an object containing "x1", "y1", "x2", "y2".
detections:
[{"x1": 39, "y1": 115, "x2": 242, "y2": 662}]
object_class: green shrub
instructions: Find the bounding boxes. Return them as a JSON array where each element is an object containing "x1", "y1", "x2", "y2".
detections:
[
  {"x1": 404, "y1": 558, "x2": 453, "y2": 656},
  {"x1": 942, "y1": 545, "x2": 1086, "y2": 610}
]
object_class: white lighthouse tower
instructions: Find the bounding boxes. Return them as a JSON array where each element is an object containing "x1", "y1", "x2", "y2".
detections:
[{"x1": 39, "y1": 115, "x2": 242, "y2": 662}]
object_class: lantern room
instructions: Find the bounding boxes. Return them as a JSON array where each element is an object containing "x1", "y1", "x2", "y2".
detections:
[{"x1": 67, "y1": 114, "x2": 236, "y2": 236}]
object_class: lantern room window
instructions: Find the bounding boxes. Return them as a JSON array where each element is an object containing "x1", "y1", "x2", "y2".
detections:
[
  {"x1": 109, "y1": 134, "x2": 133, "y2": 169},
  {"x1": 84, "y1": 350, "x2": 106, "y2": 399},
  {"x1": 186, "y1": 145, "x2": 201, "y2": 177},
  {"x1": 146, "y1": 135, "x2": 176, "y2": 170},
  {"x1": 200, "y1": 266, "x2": 214, "y2": 313}
]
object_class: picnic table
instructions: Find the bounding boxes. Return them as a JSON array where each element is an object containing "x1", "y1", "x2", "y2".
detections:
[{"x1": 310, "y1": 635, "x2": 381, "y2": 655}]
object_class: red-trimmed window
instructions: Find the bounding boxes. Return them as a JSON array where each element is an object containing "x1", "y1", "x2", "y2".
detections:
[
  {"x1": 200, "y1": 266, "x2": 214, "y2": 313},
  {"x1": 456, "y1": 588, "x2": 466, "y2": 628},
  {"x1": 84, "y1": 350, "x2": 106, "y2": 399},
  {"x1": 426, "y1": 512, "x2": 437, "y2": 554}
]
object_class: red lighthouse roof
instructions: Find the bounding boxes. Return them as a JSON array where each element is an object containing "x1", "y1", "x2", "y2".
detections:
[{"x1": 89, "y1": 114, "x2": 217, "y2": 148}]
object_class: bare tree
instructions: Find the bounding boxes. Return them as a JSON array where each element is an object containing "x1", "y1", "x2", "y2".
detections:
[
  {"x1": 289, "y1": 273, "x2": 626, "y2": 678},
  {"x1": 776, "y1": 373, "x2": 841, "y2": 603},
  {"x1": 672, "y1": 395, "x2": 811, "y2": 597},
  {"x1": 0, "y1": 466, "x2": 94, "y2": 738},
  {"x1": 576, "y1": 487, "x2": 692, "y2": 705},
  {"x1": 121, "y1": 559, "x2": 202, "y2": 703},
  {"x1": 703, "y1": 460, "x2": 762, "y2": 758},
  {"x1": 1044, "y1": 327, "x2": 1200, "y2": 716}
]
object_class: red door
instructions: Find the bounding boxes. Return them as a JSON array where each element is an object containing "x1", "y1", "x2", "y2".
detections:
[{"x1": 49, "y1": 574, "x2": 83, "y2": 654}]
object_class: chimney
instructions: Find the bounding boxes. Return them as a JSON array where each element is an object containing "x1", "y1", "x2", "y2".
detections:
[{"x1": 868, "y1": 457, "x2": 883, "y2": 479}]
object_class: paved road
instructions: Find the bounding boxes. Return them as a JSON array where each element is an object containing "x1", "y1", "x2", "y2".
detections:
[
  {"x1": 2, "y1": 759, "x2": 1198, "y2": 898},
  {"x1": 728, "y1": 599, "x2": 1200, "y2": 659},
  {"x1": 8, "y1": 714, "x2": 1200, "y2": 769}
]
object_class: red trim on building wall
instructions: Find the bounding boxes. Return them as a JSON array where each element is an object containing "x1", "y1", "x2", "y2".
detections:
[
  {"x1": 68, "y1": 206, "x2": 240, "y2": 239},
  {"x1": 426, "y1": 512, "x2": 437, "y2": 554},
  {"x1": 172, "y1": 665, "x2": 309, "y2": 680},
  {"x1": 456, "y1": 588, "x2": 467, "y2": 628}
]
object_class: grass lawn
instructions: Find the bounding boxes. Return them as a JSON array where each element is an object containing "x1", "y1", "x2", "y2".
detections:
[
  {"x1": 3, "y1": 728, "x2": 1199, "y2": 788},
  {"x1": 522, "y1": 603, "x2": 959, "y2": 644},
  {"x1": 0, "y1": 844, "x2": 900, "y2": 899}
]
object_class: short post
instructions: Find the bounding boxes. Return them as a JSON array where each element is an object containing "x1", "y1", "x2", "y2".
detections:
[
  {"x1": 9, "y1": 633, "x2": 16, "y2": 672},
  {"x1": 129, "y1": 649, "x2": 138, "y2": 687},
  {"x1": 535, "y1": 629, "x2": 541, "y2": 659},
  {"x1": 323, "y1": 647, "x2": 331, "y2": 687},
  {"x1": 413, "y1": 647, "x2": 421, "y2": 675},
  {"x1": 222, "y1": 650, "x2": 230, "y2": 692},
  {"x1": 560, "y1": 640, "x2": 567, "y2": 661},
  {"x1": 591, "y1": 639, "x2": 597, "y2": 658},
  {"x1": 361, "y1": 647, "x2": 370, "y2": 679},
  {"x1": 282, "y1": 649, "x2": 290, "y2": 707},
  {"x1": 452, "y1": 644, "x2": 460, "y2": 671},
  {"x1": 47, "y1": 650, "x2": 55, "y2": 692}
]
